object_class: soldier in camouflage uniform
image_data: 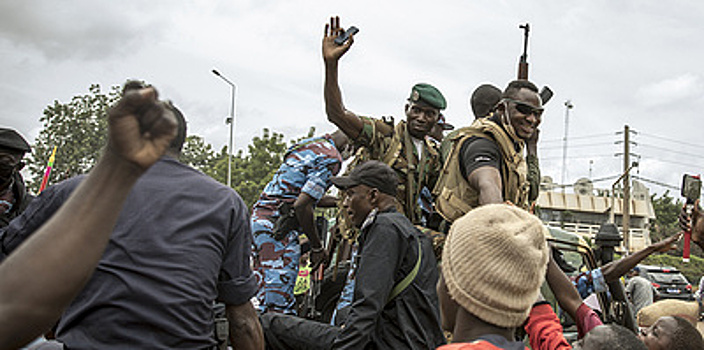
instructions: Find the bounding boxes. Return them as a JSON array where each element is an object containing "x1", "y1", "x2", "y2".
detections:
[
  {"x1": 320, "y1": 17, "x2": 446, "y2": 319},
  {"x1": 322, "y1": 16, "x2": 445, "y2": 226},
  {"x1": 251, "y1": 131, "x2": 348, "y2": 315}
]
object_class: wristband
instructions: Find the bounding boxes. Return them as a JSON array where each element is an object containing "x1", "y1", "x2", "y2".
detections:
[{"x1": 312, "y1": 246, "x2": 324, "y2": 253}]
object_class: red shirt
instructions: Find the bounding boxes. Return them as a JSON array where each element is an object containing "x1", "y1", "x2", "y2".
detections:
[{"x1": 438, "y1": 303, "x2": 571, "y2": 350}]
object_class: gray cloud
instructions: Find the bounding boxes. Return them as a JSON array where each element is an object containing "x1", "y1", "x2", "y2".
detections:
[{"x1": 0, "y1": 1, "x2": 167, "y2": 61}]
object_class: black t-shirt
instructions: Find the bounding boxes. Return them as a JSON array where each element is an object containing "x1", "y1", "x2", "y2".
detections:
[{"x1": 459, "y1": 136, "x2": 502, "y2": 179}]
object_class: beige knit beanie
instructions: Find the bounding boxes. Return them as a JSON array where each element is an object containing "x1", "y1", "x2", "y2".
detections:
[
  {"x1": 442, "y1": 204, "x2": 549, "y2": 328},
  {"x1": 637, "y1": 299, "x2": 700, "y2": 327}
]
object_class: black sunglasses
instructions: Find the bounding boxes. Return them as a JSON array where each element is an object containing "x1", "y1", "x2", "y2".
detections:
[{"x1": 504, "y1": 99, "x2": 543, "y2": 117}]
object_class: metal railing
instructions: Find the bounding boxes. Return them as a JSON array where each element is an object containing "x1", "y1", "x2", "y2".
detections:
[{"x1": 544, "y1": 221, "x2": 651, "y2": 252}]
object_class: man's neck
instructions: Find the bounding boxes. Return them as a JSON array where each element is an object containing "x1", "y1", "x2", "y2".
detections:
[
  {"x1": 452, "y1": 309, "x2": 515, "y2": 344},
  {"x1": 165, "y1": 150, "x2": 180, "y2": 159}
]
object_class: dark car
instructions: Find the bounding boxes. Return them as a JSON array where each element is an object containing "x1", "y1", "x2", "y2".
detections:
[{"x1": 637, "y1": 264, "x2": 694, "y2": 301}]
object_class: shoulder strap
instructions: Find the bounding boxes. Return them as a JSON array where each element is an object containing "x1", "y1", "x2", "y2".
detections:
[{"x1": 387, "y1": 237, "x2": 422, "y2": 303}]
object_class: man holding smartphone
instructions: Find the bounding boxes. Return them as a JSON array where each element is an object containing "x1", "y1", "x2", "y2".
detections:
[{"x1": 321, "y1": 16, "x2": 446, "y2": 227}]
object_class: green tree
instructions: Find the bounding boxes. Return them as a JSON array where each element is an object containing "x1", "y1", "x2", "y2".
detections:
[
  {"x1": 28, "y1": 84, "x2": 120, "y2": 192},
  {"x1": 234, "y1": 126, "x2": 317, "y2": 207},
  {"x1": 231, "y1": 128, "x2": 288, "y2": 208},
  {"x1": 180, "y1": 135, "x2": 217, "y2": 174},
  {"x1": 649, "y1": 191, "x2": 702, "y2": 257}
]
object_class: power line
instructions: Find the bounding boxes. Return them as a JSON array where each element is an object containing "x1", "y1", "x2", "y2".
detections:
[
  {"x1": 542, "y1": 142, "x2": 615, "y2": 150},
  {"x1": 638, "y1": 144, "x2": 704, "y2": 160},
  {"x1": 639, "y1": 132, "x2": 702, "y2": 149},
  {"x1": 631, "y1": 175, "x2": 679, "y2": 191},
  {"x1": 639, "y1": 156, "x2": 701, "y2": 169},
  {"x1": 541, "y1": 154, "x2": 615, "y2": 161},
  {"x1": 591, "y1": 174, "x2": 620, "y2": 183},
  {"x1": 541, "y1": 133, "x2": 614, "y2": 143}
]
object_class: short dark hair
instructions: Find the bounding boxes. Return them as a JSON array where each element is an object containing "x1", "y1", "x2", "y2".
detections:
[
  {"x1": 610, "y1": 325, "x2": 647, "y2": 349},
  {"x1": 470, "y1": 84, "x2": 502, "y2": 119},
  {"x1": 121, "y1": 80, "x2": 187, "y2": 153},
  {"x1": 598, "y1": 324, "x2": 647, "y2": 350},
  {"x1": 502, "y1": 80, "x2": 539, "y2": 100},
  {"x1": 670, "y1": 316, "x2": 704, "y2": 350},
  {"x1": 165, "y1": 102, "x2": 188, "y2": 153}
]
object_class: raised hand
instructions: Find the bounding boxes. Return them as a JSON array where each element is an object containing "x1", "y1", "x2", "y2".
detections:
[
  {"x1": 526, "y1": 127, "x2": 539, "y2": 155},
  {"x1": 322, "y1": 16, "x2": 354, "y2": 64},
  {"x1": 106, "y1": 87, "x2": 177, "y2": 170},
  {"x1": 691, "y1": 200, "x2": 704, "y2": 248}
]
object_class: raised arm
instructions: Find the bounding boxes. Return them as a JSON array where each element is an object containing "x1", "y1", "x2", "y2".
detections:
[
  {"x1": 0, "y1": 87, "x2": 176, "y2": 349},
  {"x1": 680, "y1": 199, "x2": 704, "y2": 250},
  {"x1": 322, "y1": 16, "x2": 363, "y2": 139},
  {"x1": 545, "y1": 252, "x2": 583, "y2": 322},
  {"x1": 601, "y1": 232, "x2": 681, "y2": 283}
]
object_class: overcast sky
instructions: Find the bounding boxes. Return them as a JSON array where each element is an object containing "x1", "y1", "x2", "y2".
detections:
[{"x1": 1, "y1": 0, "x2": 702, "y2": 197}]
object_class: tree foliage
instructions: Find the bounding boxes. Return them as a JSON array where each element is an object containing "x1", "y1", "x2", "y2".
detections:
[
  {"x1": 649, "y1": 191, "x2": 702, "y2": 257},
  {"x1": 180, "y1": 127, "x2": 317, "y2": 208},
  {"x1": 28, "y1": 84, "x2": 120, "y2": 192},
  {"x1": 180, "y1": 135, "x2": 217, "y2": 175},
  {"x1": 231, "y1": 128, "x2": 288, "y2": 208}
]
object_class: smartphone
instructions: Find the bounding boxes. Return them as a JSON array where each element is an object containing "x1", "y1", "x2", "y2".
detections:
[
  {"x1": 681, "y1": 174, "x2": 702, "y2": 204},
  {"x1": 681, "y1": 174, "x2": 701, "y2": 262},
  {"x1": 335, "y1": 26, "x2": 359, "y2": 45}
]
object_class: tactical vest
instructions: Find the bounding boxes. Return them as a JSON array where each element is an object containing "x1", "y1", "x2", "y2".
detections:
[
  {"x1": 433, "y1": 118, "x2": 529, "y2": 223},
  {"x1": 359, "y1": 117, "x2": 439, "y2": 225}
]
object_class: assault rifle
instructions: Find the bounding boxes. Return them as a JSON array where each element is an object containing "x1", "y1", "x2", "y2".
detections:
[
  {"x1": 518, "y1": 23, "x2": 530, "y2": 80},
  {"x1": 516, "y1": 23, "x2": 553, "y2": 104}
]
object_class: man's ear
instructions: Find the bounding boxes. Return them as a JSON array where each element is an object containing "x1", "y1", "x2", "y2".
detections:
[
  {"x1": 495, "y1": 100, "x2": 506, "y2": 114},
  {"x1": 404, "y1": 103, "x2": 410, "y2": 113},
  {"x1": 496, "y1": 101, "x2": 510, "y2": 124},
  {"x1": 368, "y1": 188, "x2": 379, "y2": 206}
]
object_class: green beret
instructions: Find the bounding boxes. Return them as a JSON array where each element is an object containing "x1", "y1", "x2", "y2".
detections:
[
  {"x1": 0, "y1": 128, "x2": 30, "y2": 154},
  {"x1": 408, "y1": 83, "x2": 447, "y2": 110}
]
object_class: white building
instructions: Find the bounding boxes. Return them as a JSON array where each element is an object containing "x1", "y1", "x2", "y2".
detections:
[{"x1": 537, "y1": 177, "x2": 655, "y2": 252}]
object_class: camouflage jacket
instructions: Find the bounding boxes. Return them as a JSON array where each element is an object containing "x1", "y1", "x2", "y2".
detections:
[{"x1": 353, "y1": 116, "x2": 442, "y2": 225}]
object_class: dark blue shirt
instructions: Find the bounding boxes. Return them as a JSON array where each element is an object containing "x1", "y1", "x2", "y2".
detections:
[{"x1": 0, "y1": 157, "x2": 256, "y2": 349}]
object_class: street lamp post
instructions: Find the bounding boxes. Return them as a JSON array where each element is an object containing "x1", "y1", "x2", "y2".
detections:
[
  {"x1": 561, "y1": 100, "x2": 573, "y2": 192},
  {"x1": 212, "y1": 69, "x2": 237, "y2": 187}
]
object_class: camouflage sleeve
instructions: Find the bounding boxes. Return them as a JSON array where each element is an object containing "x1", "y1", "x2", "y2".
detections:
[
  {"x1": 527, "y1": 154, "x2": 541, "y2": 202},
  {"x1": 354, "y1": 116, "x2": 393, "y2": 158}
]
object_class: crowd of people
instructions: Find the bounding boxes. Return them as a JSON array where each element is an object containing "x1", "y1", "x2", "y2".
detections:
[{"x1": 0, "y1": 15, "x2": 703, "y2": 350}]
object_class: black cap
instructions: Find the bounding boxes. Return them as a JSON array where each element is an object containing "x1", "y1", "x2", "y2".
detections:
[
  {"x1": 0, "y1": 128, "x2": 31, "y2": 154},
  {"x1": 331, "y1": 160, "x2": 398, "y2": 196}
]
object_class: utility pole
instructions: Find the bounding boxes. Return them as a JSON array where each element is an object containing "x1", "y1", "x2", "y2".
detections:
[{"x1": 623, "y1": 124, "x2": 631, "y2": 252}]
